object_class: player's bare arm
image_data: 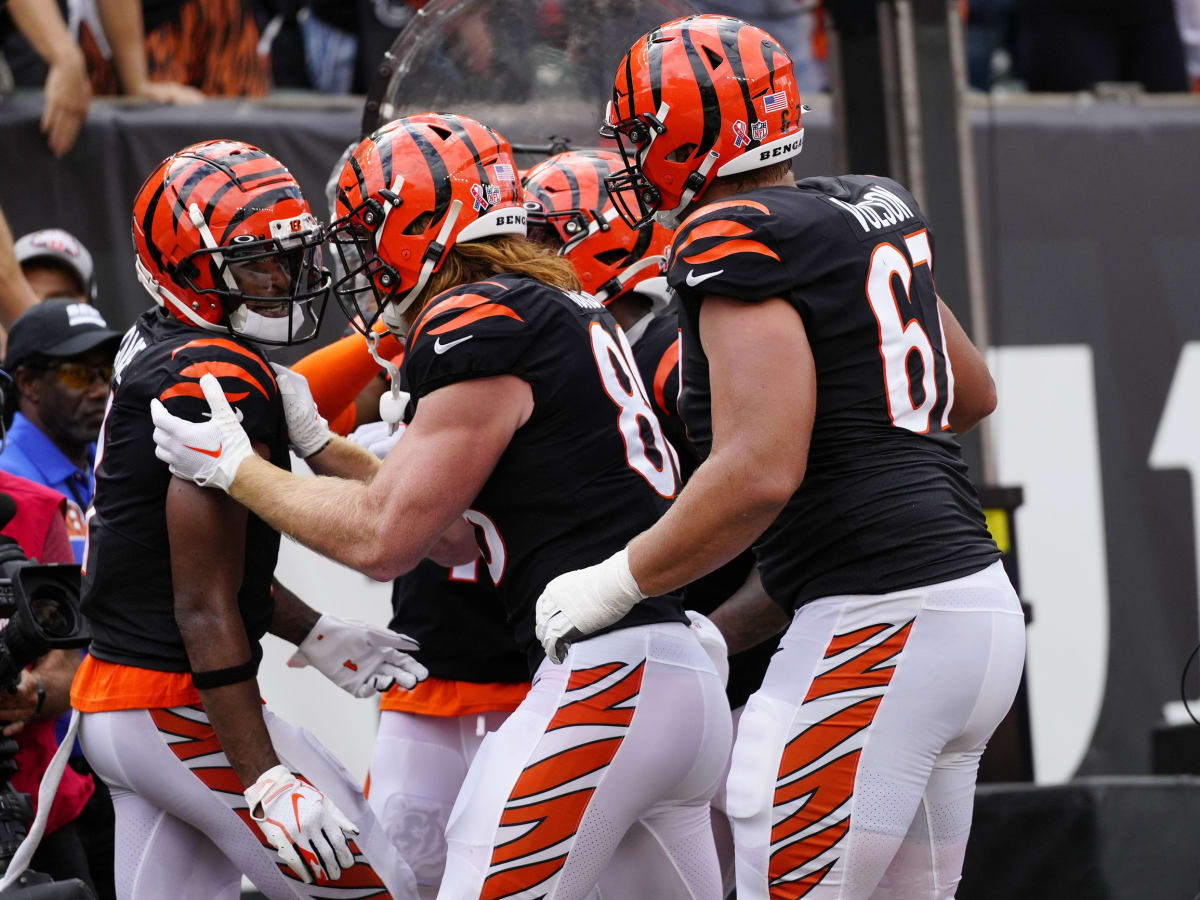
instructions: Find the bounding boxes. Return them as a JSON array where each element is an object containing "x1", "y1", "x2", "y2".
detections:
[
  {"x1": 157, "y1": 372, "x2": 530, "y2": 581},
  {"x1": 305, "y1": 433, "x2": 382, "y2": 483},
  {"x1": 938, "y1": 297, "x2": 997, "y2": 434},
  {"x1": 168, "y1": 475, "x2": 279, "y2": 787},
  {"x1": 536, "y1": 293, "x2": 815, "y2": 658},
  {"x1": 705, "y1": 568, "x2": 790, "y2": 656},
  {"x1": 627, "y1": 294, "x2": 815, "y2": 596},
  {"x1": 268, "y1": 580, "x2": 320, "y2": 644}
]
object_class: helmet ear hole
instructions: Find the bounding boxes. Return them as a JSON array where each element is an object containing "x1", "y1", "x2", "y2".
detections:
[
  {"x1": 666, "y1": 143, "x2": 696, "y2": 163},
  {"x1": 594, "y1": 249, "x2": 631, "y2": 266},
  {"x1": 403, "y1": 211, "x2": 435, "y2": 236}
]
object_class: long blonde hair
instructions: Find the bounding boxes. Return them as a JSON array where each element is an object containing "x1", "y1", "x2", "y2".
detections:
[{"x1": 403, "y1": 235, "x2": 581, "y2": 328}]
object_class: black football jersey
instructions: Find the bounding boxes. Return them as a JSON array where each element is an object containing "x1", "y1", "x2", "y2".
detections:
[
  {"x1": 402, "y1": 274, "x2": 688, "y2": 671},
  {"x1": 630, "y1": 310, "x2": 777, "y2": 706},
  {"x1": 629, "y1": 311, "x2": 699, "y2": 480},
  {"x1": 81, "y1": 308, "x2": 289, "y2": 671},
  {"x1": 390, "y1": 560, "x2": 528, "y2": 684},
  {"x1": 666, "y1": 176, "x2": 1000, "y2": 611}
]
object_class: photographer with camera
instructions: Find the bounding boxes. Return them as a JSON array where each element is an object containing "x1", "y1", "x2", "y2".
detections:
[{"x1": 0, "y1": 474, "x2": 95, "y2": 896}]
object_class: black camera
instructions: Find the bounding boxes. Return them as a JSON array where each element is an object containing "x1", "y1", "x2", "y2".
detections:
[
  {"x1": 0, "y1": 495, "x2": 93, "y2": 898},
  {"x1": 0, "y1": 541, "x2": 90, "y2": 692}
]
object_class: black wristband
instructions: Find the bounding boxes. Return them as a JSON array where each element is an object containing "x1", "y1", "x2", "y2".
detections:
[{"x1": 191, "y1": 660, "x2": 258, "y2": 690}]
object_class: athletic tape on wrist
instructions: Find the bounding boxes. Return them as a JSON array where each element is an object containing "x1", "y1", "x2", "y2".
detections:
[{"x1": 191, "y1": 659, "x2": 258, "y2": 690}]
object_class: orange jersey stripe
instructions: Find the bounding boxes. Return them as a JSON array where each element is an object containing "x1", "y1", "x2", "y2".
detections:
[
  {"x1": 674, "y1": 219, "x2": 753, "y2": 260},
  {"x1": 72, "y1": 655, "x2": 201, "y2": 711},
  {"x1": 178, "y1": 361, "x2": 271, "y2": 400},
  {"x1": 682, "y1": 238, "x2": 781, "y2": 266},
  {"x1": 378, "y1": 676, "x2": 529, "y2": 717},
  {"x1": 409, "y1": 292, "x2": 494, "y2": 344},
  {"x1": 678, "y1": 198, "x2": 771, "y2": 231},
  {"x1": 427, "y1": 303, "x2": 524, "y2": 337},
  {"x1": 653, "y1": 336, "x2": 680, "y2": 415},
  {"x1": 159, "y1": 382, "x2": 248, "y2": 404},
  {"x1": 171, "y1": 338, "x2": 276, "y2": 388}
]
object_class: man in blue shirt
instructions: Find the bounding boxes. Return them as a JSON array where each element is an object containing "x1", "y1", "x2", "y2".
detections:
[{"x1": 1, "y1": 298, "x2": 119, "y2": 562}]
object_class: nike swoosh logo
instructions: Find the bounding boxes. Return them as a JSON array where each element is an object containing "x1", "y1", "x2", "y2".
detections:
[
  {"x1": 185, "y1": 443, "x2": 222, "y2": 459},
  {"x1": 291, "y1": 792, "x2": 306, "y2": 829},
  {"x1": 434, "y1": 334, "x2": 474, "y2": 354},
  {"x1": 685, "y1": 269, "x2": 724, "y2": 287}
]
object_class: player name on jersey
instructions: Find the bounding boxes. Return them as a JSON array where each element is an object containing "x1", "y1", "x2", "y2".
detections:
[{"x1": 827, "y1": 185, "x2": 915, "y2": 234}]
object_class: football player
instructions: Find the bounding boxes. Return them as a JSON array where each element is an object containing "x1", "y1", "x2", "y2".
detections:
[
  {"x1": 524, "y1": 148, "x2": 788, "y2": 897},
  {"x1": 535, "y1": 15, "x2": 1026, "y2": 900},
  {"x1": 149, "y1": 113, "x2": 733, "y2": 900},
  {"x1": 70, "y1": 140, "x2": 424, "y2": 900},
  {"x1": 288, "y1": 242, "x2": 530, "y2": 897}
]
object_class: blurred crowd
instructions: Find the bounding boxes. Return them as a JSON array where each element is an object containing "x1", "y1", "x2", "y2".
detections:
[{"x1": 1, "y1": 0, "x2": 1197, "y2": 157}]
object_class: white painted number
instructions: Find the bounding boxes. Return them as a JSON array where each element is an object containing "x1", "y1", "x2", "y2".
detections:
[
  {"x1": 865, "y1": 232, "x2": 955, "y2": 433},
  {"x1": 589, "y1": 322, "x2": 678, "y2": 498},
  {"x1": 450, "y1": 508, "x2": 508, "y2": 585}
]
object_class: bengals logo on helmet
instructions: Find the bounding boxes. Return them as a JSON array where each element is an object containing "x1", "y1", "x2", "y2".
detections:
[
  {"x1": 522, "y1": 150, "x2": 672, "y2": 309},
  {"x1": 602, "y1": 15, "x2": 804, "y2": 229}
]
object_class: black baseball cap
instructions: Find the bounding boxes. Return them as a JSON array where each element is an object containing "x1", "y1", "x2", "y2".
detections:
[{"x1": 4, "y1": 299, "x2": 121, "y2": 373}]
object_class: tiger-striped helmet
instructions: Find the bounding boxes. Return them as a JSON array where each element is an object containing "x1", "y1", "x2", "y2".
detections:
[
  {"x1": 603, "y1": 15, "x2": 804, "y2": 229},
  {"x1": 131, "y1": 139, "x2": 329, "y2": 345},
  {"x1": 328, "y1": 113, "x2": 524, "y2": 336},
  {"x1": 522, "y1": 150, "x2": 672, "y2": 310}
]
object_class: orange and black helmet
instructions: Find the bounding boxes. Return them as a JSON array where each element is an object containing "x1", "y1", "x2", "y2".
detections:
[
  {"x1": 603, "y1": 15, "x2": 803, "y2": 228},
  {"x1": 522, "y1": 150, "x2": 672, "y2": 309},
  {"x1": 327, "y1": 113, "x2": 524, "y2": 337},
  {"x1": 131, "y1": 139, "x2": 329, "y2": 345}
]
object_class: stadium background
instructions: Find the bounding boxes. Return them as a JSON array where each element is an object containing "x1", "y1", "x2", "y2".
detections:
[{"x1": 2, "y1": 0, "x2": 1200, "y2": 895}]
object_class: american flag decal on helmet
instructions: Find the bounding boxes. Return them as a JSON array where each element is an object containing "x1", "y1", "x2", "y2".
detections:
[{"x1": 762, "y1": 90, "x2": 788, "y2": 114}]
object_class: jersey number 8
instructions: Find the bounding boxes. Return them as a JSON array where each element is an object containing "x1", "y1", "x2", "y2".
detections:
[{"x1": 589, "y1": 322, "x2": 678, "y2": 498}]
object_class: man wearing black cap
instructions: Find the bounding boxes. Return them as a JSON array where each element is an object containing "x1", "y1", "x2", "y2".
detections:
[{"x1": 0, "y1": 298, "x2": 120, "y2": 562}]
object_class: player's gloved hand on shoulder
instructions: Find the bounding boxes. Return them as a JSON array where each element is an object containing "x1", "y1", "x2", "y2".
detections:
[
  {"x1": 270, "y1": 363, "x2": 332, "y2": 458},
  {"x1": 244, "y1": 764, "x2": 357, "y2": 884},
  {"x1": 149, "y1": 373, "x2": 252, "y2": 491},
  {"x1": 685, "y1": 610, "x2": 730, "y2": 688},
  {"x1": 535, "y1": 548, "x2": 647, "y2": 664},
  {"x1": 288, "y1": 614, "x2": 428, "y2": 697}
]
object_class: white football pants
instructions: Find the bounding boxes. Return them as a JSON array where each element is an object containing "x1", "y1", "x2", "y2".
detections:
[
  {"x1": 437, "y1": 621, "x2": 733, "y2": 900},
  {"x1": 727, "y1": 561, "x2": 1026, "y2": 900},
  {"x1": 79, "y1": 703, "x2": 418, "y2": 900},
  {"x1": 369, "y1": 709, "x2": 513, "y2": 898}
]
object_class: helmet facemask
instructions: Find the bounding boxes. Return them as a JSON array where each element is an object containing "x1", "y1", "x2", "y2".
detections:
[
  {"x1": 178, "y1": 206, "x2": 330, "y2": 346},
  {"x1": 327, "y1": 181, "x2": 464, "y2": 340}
]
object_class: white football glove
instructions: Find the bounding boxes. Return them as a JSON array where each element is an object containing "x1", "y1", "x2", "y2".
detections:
[
  {"x1": 271, "y1": 363, "x2": 332, "y2": 458},
  {"x1": 149, "y1": 373, "x2": 253, "y2": 491},
  {"x1": 288, "y1": 614, "x2": 428, "y2": 697},
  {"x1": 686, "y1": 610, "x2": 730, "y2": 688},
  {"x1": 346, "y1": 420, "x2": 406, "y2": 460},
  {"x1": 244, "y1": 764, "x2": 357, "y2": 884},
  {"x1": 535, "y1": 548, "x2": 647, "y2": 664}
]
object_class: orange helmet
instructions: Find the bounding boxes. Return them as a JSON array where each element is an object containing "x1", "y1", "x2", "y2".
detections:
[
  {"x1": 131, "y1": 139, "x2": 329, "y2": 345},
  {"x1": 327, "y1": 113, "x2": 524, "y2": 336},
  {"x1": 602, "y1": 15, "x2": 804, "y2": 228},
  {"x1": 522, "y1": 150, "x2": 672, "y2": 310}
]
